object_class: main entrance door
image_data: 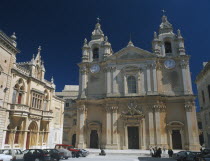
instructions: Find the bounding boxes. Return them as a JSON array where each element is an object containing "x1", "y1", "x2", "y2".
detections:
[
  {"x1": 128, "y1": 126, "x2": 139, "y2": 149},
  {"x1": 90, "y1": 130, "x2": 98, "y2": 148},
  {"x1": 172, "y1": 130, "x2": 182, "y2": 149},
  {"x1": 72, "y1": 134, "x2": 76, "y2": 147}
]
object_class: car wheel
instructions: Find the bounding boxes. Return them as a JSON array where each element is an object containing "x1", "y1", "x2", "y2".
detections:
[{"x1": 35, "y1": 158, "x2": 40, "y2": 161}]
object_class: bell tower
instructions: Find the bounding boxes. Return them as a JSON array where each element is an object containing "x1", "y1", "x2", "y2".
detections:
[{"x1": 152, "y1": 14, "x2": 186, "y2": 57}]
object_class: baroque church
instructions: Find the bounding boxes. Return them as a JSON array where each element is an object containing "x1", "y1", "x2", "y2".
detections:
[{"x1": 71, "y1": 15, "x2": 200, "y2": 150}]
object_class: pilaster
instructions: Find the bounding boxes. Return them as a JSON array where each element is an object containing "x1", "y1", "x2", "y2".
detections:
[{"x1": 146, "y1": 64, "x2": 152, "y2": 94}]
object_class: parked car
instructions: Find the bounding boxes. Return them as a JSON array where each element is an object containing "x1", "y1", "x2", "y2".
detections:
[
  {"x1": 0, "y1": 153, "x2": 12, "y2": 161},
  {"x1": 55, "y1": 144, "x2": 80, "y2": 158},
  {"x1": 23, "y1": 149, "x2": 51, "y2": 161},
  {"x1": 173, "y1": 151, "x2": 197, "y2": 161},
  {"x1": 55, "y1": 149, "x2": 71, "y2": 159},
  {"x1": 45, "y1": 149, "x2": 62, "y2": 161},
  {"x1": 200, "y1": 154, "x2": 210, "y2": 161},
  {"x1": 0, "y1": 149, "x2": 24, "y2": 161},
  {"x1": 74, "y1": 148, "x2": 89, "y2": 157}
]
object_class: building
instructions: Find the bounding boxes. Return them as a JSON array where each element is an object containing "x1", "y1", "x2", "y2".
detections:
[
  {"x1": 0, "y1": 30, "x2": 64, "y2": 149},
  {"x1": 196, "y1": 62, "x2": 210, "y2": 148},
  {"x1": 72, "y1": 15, "x2": 200, "y2": 150},
  {"x1": 56, "y1": 85, "x2": 79, "y2": 146}
]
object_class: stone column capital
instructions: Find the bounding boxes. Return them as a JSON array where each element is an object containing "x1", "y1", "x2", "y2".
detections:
[
  {"x1": 180, "y1": 60, "x2": 189, "y2": 69},
  {"x1": 153, "y1": 101, "x2": 166, "y2": 112},
  {"x1": 146, "y1": 64, "x2": 152, "y2": 69},
  {"x1": 184, "y1": 101, "x2": 195, "y2": 112},
  {"x1": 103, "y1": 66, "x2": 112, "y2": 72},
  {"x1": 80, "y1": 66, "x2": 88, "y2": 74},
  {"x1": 105, "y1": 105, "x2": 118, "y2": 112},
  {"x1": 78, "y1": 104, "x2": 87, "y2": 113}
]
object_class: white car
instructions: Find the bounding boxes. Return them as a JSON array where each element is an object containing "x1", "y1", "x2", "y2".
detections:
[{"x1": 0, "y1": 153, "x2": 12, "y2": 161}]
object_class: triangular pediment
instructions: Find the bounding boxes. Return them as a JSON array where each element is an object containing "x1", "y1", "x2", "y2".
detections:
[{"x1": 110, "y1": 46, "x2": 156, "y2": 60}]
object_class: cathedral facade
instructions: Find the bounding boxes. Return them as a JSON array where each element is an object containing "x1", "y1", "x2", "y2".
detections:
[
  {"x1": 0, "y1": 30, "x2": 64, "y2": 149},
  {"x1": 75, "y1": 15, "x2": 200, "y2": 150}
]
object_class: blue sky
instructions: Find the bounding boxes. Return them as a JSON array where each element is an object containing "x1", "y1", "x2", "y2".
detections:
[{"x1": 1, "y1": 0, "x2": 210, "y2": 107}]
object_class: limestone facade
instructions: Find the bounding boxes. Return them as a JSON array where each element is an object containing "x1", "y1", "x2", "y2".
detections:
[
  {"x1": 196, "y1": 62, "x2": 210, "y2": 148},
  {"x1": 0, "y1": 30, "x2": 64, "y2": 149},
  {"x1": 56, "y1": 85, "x2": 79, "y2": 146},
  {"x1": 73, "y1": 15, "x2": 200, "y2": 150}
]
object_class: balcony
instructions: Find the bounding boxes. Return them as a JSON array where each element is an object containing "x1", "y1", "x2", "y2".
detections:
[
  {"x1": 10, "y1": 104, "x2": 30, "y2": 117},
  {"x1": 9, "y1": 104, "x2": 53, "y2": 121},
  {"x1": 42, "y1": 110, "x2": 53, "y2": 121}
]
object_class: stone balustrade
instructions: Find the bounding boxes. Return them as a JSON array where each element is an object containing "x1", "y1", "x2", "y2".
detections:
[{"x1": 10, "y1": 104, "x2": 53, "y2": 120}]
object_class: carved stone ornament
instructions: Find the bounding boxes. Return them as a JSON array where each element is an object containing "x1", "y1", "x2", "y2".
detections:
[
  {"x1": 153, "y1": 101, "x2": 166, "y2": 112},
  {"x1": 184, "y1": 101, "x2": 194, "y2": 112},
  {"x1": 121, "y1": 101, "x2": 144, "y2": 121},
  {"x1": 180, "y1": 59, "x2": 189, "y2": 69},
  {"x1": 29, "y1": 116, "x2": 41, "y2": 122},
  {"x1": 105, "y1": 105, "x2": 118, "y2": 112},
  {"x1": 80, "y1": 66, "x2": 88, "y2": 74},
  {"x1": 78, "y1": 105, "x2": 87, "y2": 112}
]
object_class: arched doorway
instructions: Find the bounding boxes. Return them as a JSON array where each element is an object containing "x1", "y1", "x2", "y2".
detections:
[
  {"x1": 172, "y1": 130, "x2": 182, "y2": 149},
  {"x1": 72, "y1": 134, "x2": 76, "y2": 147},
  {"x1": 26, "y1": 121, "x2": 38, "y2": 149},
  {"x1": 90, "y1": 130, "x2": 98, "y2": 148}
]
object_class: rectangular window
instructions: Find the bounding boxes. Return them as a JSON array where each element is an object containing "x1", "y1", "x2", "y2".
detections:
[
  {"x1": 202, "y1": 90, "x2": 205, "y2": 104},
  {"x1": 66, "y1": 103, "x2": 69, "y2": 107},
  {"x1": 31, "y1": 92, "x2": 44, "y2": 109}
]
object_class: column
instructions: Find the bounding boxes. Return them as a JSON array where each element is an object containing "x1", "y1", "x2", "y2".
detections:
[
  {"x1": 148, "y1": 108, "x2": 155, "y2": 146},
  {"x1": 185, "y1": 102, "x2": 200, "y2": 150},
  {"x1": 112, "y1": 106, "x2": 118, "y2": 147},
  {"x1": 141, "y1": 118, "x2": 146, "y2": 149},
  {"x1": 112, "y1": 67, "x2": 117, "y2": 95},
  {"x1": 146, "y1": 64, "x2": 151, "y2": 93},
  {"x1": 154, "y1": 108, "x2": 161, "y2": 146},
  {"x1": 140, "y1": 68, "x2": 146, "y2": 95},
  {"x1": 124, "y1": 125, "x2": 128, "y2": 149},
  {"x1": 180, "y1": 129, "x2": 185, "y2": 149},
  {"x1": 106, "y1": 67, "x2": 112, "y2": 96},
  {"x1": 123, "y1": 75, "x2": 128, "y2": 95},
  {"x1": 105, "y1": 106, "x2": 112, "y2": 147},
  {"x1": 152, "y1": 64, "x2": 158, "y2": 93},
  {"x1": 80, "y1": 67, "x2": 88, "y2": 98},
  {"x1": 168, "y1": 130, "x2": 172, "y2": 148},
  {"x1": 77, "y1": 105, "x2": 86, "y2": 148},
  {"x1": 180, "y1": 61, "x2": 189, "y2": 95}
]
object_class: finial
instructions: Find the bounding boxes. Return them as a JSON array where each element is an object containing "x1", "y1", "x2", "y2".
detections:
[
  {"x1": 154, "y1": 32, "x2": 158, "y2": 39},
  {"x1": 84, "y1": 38, "x2": 87, "y2": 45},
  {"x1": 129, "y1": 33, "x2": 132, "y2": 42},
  {"x1": 104, "y1": 36, "x2": 108, "y2": 42},
  {"x1": 177, "y1": 29, "x2": 182, "y2": 38},
  {"x1": 32, "y1": 54, "x2": 35, "y2": 59},
  {"x1": 51, "y1": 76, "x2": 54, "y2": 83},
  {"x1": 161, "y1": 9, "x2": 166, "y2": 15},
  {"x1": 38, "y1": 46, "x2": 41, "y2": 52},
  {"x1": 11, "y1": 32, "x2": 17, "y2": 40},
  {"x1": 97, "y1": 17, "x2": 101, "y2": 23}
]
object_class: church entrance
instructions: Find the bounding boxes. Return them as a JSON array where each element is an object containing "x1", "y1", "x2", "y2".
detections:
[
  {"x1": 128, "y1": 126, "x2": 139, "y2": 149},
  {"x1": 90, "y1": 130, "x2": 98, "y2": 148},
  {"x1": 72, "y1": 134, "x2": 76, "y2": 147},
  {"x1": 172, "y1": 130, "x2": 182, "y2": 149}
]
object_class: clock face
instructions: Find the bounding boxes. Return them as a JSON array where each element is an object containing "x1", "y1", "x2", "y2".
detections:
[
  {"x1": 90, "y1": 64, "x2": 100, "y2": 73},
  {"x1": 164, "y1": 59, "x2": 176, "y2": 69}
]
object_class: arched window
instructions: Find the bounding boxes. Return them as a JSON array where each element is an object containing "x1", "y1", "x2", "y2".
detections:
[
  {"x1": 208, "y1": 85, "x2": 210, "y2": 100},
  {"x1": 14, "y1": 126, "x2": 21, "y2": 144},
  {"x1": 17, "y1": 93, "x2": 22, "y2": 104},
  {"x1": 5, "y1": 126, "x2": 10, "y2": 144},
  {"x1": 127, "y1": 76, "x2": 137, "y2": 93},
  {"x1": 165, "y1": 42, "x2": 172, "y2": 53},
  {"x1": 93, "y1": 48, "x2": 99, "y2": 60}
]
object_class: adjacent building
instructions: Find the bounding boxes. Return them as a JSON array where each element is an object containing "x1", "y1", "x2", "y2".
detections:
[
  {"x1": 56, "y1": 85, "x2": 79, "y2": 146},
  {"x1": 196, "y1": 62, "x2": 210, "y2": 148},
  {"x1": 0, "y1": 30, "x2": 64, "y2": 149},
  {"x1": 72, "y1": 15, "x2": 200, "y2": 150}
]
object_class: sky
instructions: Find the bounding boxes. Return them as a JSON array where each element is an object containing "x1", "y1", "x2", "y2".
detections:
[{"x1": 0, "y1": 0, "x2": 210, "y2": 108}]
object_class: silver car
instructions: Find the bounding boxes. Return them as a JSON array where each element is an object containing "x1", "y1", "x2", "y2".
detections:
[{"x1": 0, "y1": 149, "x2": 24, "y2": 161}]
